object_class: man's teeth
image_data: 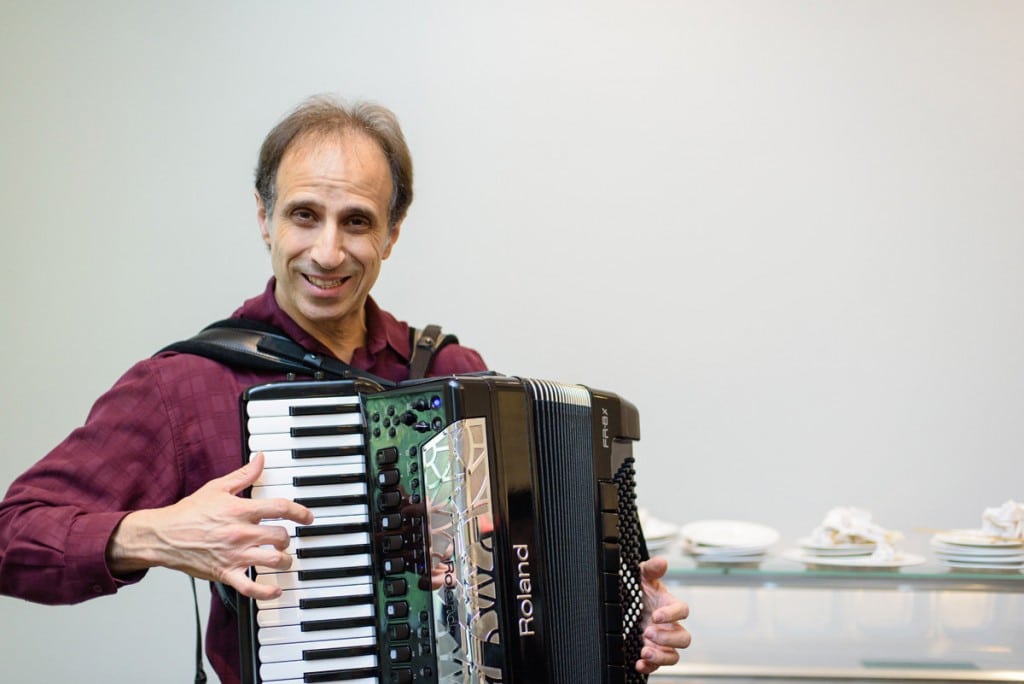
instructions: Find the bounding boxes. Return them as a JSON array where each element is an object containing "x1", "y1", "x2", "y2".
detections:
[{"x1": 307, "y1": 275, "x2": 345, "y2": 288}]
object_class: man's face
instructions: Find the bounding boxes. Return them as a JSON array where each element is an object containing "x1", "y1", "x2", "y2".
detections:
[{"x1": 257, "y1": 131, "x2": 400, "y2": 342}]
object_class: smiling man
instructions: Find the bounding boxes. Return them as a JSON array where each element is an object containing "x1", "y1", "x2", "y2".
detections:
[{"x1": 0, "y1": 95, "x2": 690, "y2": 682}]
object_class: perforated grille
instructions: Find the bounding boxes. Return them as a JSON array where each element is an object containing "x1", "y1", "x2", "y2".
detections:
[{"x1": 615, "y1": 456, "x2": 649, "y2": 684}]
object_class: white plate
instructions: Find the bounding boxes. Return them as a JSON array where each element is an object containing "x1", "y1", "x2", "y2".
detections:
[
  {"x1": 932, "y1": 530, "x2": 1023, "y2": 548},
  {"x1": 933, "y1": 551, "x2": 1024, "y2": 563},
  {"x1": 686, "y1": 543, "x2": 769, "y2": 557},
  {"x1": 680, "y1": 520, "x2": 780, "y2": 550},
  {"x1": 798, "y1": 537, "x2": 877, "y2": 556},
  {"x1": 646, "y1": 537, "x2": 676, "y2": 552},
  {"x1": 782, "y1": 549, "x2": 926, "y2": 570},
  {"x1": 930, "y1": 541, "x2": 1024, "y2": 559},
  {"x1": 938, "y1": 559, "x2": 1024, "y2": 571}
]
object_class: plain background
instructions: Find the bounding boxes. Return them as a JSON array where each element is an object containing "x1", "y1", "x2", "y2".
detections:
[{"x1": 1, "y1": 1, "x2": 1022, "y2": 680}]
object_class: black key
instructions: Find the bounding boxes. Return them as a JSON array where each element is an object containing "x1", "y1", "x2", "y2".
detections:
[
  {"x1": 300, "y1": 594, "x2": 374, "y2": 610},
  {"x1": 302, "y1": 644, "x2": 377, "y2": 661},
  {"x1": 297, "y1": 544, "x2": 372, "y2": 559},
  {"x1": 300, "y1": 616, "x2": 375, "y2": 632},
  {"x1": 292, "y1": 446, "x2": 365, "y2": 460},
  {"x1": 290, "y1": 404, "x2": 361, "y2": 416},
  {"x1": 292, "y1": 425, "x2": 362, "y2": 438},
  {"x1": 299, "y1": 567, "x2": 371, "y2": 582},
  {"x1": 296, "y1": 522, "x2": 371, "y2": 537},
  {"x1": 293, "y1": 495, "x2": 367, "y2": 509},
  {"x1": 293, "y1": 473, "x2": 365, "y2": 487}
]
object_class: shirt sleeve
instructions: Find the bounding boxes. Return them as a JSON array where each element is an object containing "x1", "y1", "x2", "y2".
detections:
[{"x1": 0, "y1": 359, "x2": 182, "y2": 605}]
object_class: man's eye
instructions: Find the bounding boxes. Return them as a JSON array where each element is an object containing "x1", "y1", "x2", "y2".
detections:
[{"x1": 292, "y1": 209, "x2": 317, "y2": 224}]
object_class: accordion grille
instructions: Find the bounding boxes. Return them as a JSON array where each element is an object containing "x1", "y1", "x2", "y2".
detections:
[
  {"x1": 526, "y1": 379, "x2": 603, "y2": 682},
  {"x1": 615, "y1": 455, "x2": 649, "y2": 683}
]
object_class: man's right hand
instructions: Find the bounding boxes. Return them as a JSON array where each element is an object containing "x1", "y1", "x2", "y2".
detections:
[{"x1": 106, "y1": 452, "x2": 312, "y2": 600}]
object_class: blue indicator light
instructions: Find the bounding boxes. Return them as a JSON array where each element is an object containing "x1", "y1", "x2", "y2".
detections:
[{"x1": 431, "y1": 396, "x2": 442, "y2": 409}]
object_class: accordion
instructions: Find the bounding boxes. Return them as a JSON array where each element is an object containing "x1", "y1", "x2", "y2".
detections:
[{"x1": 239, "y1": 374, "x2": 648, "y2": 684}]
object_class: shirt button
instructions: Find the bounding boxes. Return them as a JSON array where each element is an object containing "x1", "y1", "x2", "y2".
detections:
[{"x1": 92, "y1": 584, "x2": 103, "y2": 594}]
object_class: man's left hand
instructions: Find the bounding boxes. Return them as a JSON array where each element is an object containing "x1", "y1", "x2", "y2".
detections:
[{"x1": 635, "y1": 556, "x2": 691, "y2": 675}]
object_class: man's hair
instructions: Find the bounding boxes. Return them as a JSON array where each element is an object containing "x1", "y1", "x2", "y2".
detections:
[{"x1": 255, "y1": 95, "x2": 414, "y2": 229}]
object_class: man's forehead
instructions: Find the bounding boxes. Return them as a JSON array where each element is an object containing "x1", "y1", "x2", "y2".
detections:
[
  {"x1": 274, "y1": 129, "x2": 393, "y2": 207},
  {"x1": 281, "y1": 129, "x2": 387, "y2": 169}
]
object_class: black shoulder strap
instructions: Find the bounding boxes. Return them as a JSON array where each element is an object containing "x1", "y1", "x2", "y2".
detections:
[
  {"x1": 159, "y1": 318, "x2": 394, "y2": 389},
  {"x1": 408, "y1": 323, "x2": 459, "y2": 379}
]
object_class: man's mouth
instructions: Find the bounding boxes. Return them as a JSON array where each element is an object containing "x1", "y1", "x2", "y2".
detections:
[{"x1": 305, "y1": 274, "x2": 348, "y2": 290}]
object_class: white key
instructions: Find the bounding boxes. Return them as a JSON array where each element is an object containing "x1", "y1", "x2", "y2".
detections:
[
  {"x1": 260, "y1": 652, "x2": 377, "y2": 681},
  {"x1": 255, "y1": 621, "x2": 375, "y2": 647},
  {"x1": 259, "y1": 635, "x2": 377, "y2": 664},
  {"x1": 247, "y1": 396, "x2": 361, "y2": 418},
  {"x1": 255, "y1": 552, "x2": 372, "y2": 575},
  {"x1": 251, "y1": 481, "x2": 367, "y2": 501},
  {"x1": 255, "y1": 463, "x2": 366, "y2": 487},
  {"x1": 261, "y1": 450, "x2": 366, "y2": 470},
  {"x1": 247, "y1": 412, "x2": 364, "y2": 435},
  {"x1": 290, "y1": 531, "x2": 371, "y2": 552},
  {"x1": 257, "y1": 602, "x2": 374, "y2": 628},
  {"x1": 256, "y1": 581, "x2": 373, "y2": 611},
  {"x1": 256, "y1": 571, "x2": 372, "y2": 593},
  {"x1": 249, "y1": 432, "x2": 364, "y2": 453},
  {"x1": 258, "y1": 512, "x2": 370, "y2": 538}
]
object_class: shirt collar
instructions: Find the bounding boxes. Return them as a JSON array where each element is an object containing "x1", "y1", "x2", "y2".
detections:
[{"x1": 235, "y1": 277, "x2": 412, "y2": 363}]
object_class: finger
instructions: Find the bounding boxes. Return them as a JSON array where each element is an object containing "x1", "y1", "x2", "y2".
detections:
[
  {"x1": 652, "y1": 598, "x2": 690, "y2": 624},
  {"x1": 255, "y1": 523, "x2": 293, "y2": 551},
  {"x1": 646, "y1": 622, "x2": 692, "y2": 650},
  {"x1": 635, "y1": 643, "x2": 680, "y2": 674},
  {"x1": 248, "y1": 546, "x2": 294, "y2": 572},
  {"x1": 640, "y1": 556, "x2": 669, "y2": 583},
  {"x1": 251, "y1": 497, "x2": 314, "y2": 525},
  {"x1": 213, "y1": 452, "x2": 266, "y2": 495},
  {"x1": 222, "y1": 567, "x2": 281, "y2": 601}
]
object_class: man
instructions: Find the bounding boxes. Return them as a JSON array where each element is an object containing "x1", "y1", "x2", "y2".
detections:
[{"x1": 0, "y1": 95, "x2": 690, "y2": 681}]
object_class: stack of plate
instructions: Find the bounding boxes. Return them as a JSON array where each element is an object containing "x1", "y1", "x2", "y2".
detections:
[
  {"x1": 931, "y1": 530, "x2": 1024, "y2": 572},
  {"x1": 680, "y1": 519, "x2": 779, "y2": 567},
  {"x1": 782, "y1": 538, "x2": 925, "y2": 570},
  {"x1": 638, "y1": 509, "x2": 680, "y2": 553}
]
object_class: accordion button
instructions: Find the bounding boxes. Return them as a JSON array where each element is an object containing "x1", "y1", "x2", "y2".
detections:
[
  {"x1": 380, "y1": 513, "x2": 403, "y2": 530},
  {"x1": 382, "y1": 534, "x2": 405, "y2": 552},
  {"x1": 390, "y1": 669, "x2": 413, "y2": 684},
  {"x1": 379, "y1": 469, "x2": 401, "y2": 487},
  {"x1": 378, "y1": 491, "x2": 402, "y2": 510},
  {"x1": 377, "y1": 447, "x2": 399, "y2": 465},
  {"x1": 386, "y1": 600, "x2": 409, "y2": 619},
  {"x1": 389, "y1": 645, "x2": 413, "y2": 663},
  {"x1": 388, "y1": 623, "x2": 411, "y2": 640},
  {"x1": 383, "y1": 556, "x2": 406, "y2": 574},
  {"x1": 385, "y1": 578, "x2": 408, "y2": 597}
]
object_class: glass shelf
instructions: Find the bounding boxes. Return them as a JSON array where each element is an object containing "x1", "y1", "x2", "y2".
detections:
[{"x1": 663, "y1": 553, "x2": 1024, "y2": 593}]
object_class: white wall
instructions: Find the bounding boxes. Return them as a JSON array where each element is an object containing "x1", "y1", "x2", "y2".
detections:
[{"x1": 1, "y1": 1, "x2": 1022, "y2": 680}]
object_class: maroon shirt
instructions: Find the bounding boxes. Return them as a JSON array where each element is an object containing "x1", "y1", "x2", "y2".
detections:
[{"x1": 0, "y1": 279, "x2": 487, "y2": 682}]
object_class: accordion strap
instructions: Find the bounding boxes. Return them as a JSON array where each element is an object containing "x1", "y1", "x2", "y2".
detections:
[
  {"x1": 158, "y1": 318, "x2": 395, "y2": 387},
  {"x1": 408, "y1": 323, "x2": 458, "y2": 380}
]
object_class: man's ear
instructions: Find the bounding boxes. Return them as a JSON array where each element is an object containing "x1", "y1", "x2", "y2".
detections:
[
  {"x1": 256, "y1": 192, "x2": 272, "y2": 247},
  {"x1": 382, "y1": 220, "x2": 403, "y2": 259}
]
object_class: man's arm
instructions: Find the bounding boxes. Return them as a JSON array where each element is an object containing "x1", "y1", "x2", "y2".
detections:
[{"x1": 106, "y1": 452, "x2": 313, "y2": 600}]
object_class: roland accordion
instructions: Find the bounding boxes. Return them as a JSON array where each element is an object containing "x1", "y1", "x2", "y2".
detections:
[{"x1": 239, "y1": 373, "x2": 649, "y2": 684}]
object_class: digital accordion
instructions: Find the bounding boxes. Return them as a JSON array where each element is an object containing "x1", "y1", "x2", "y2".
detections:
[{"x1": 238, "y1": 373, "x2": 649, "y2": 684}]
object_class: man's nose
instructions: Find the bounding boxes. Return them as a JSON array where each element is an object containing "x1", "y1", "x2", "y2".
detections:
[{"x1": 310, "y1": 226, "x2": 345, "y2": 269}]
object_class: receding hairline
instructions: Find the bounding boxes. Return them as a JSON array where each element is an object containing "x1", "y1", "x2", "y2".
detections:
[{"x1": 254, "y1": 96, "x2": 414, "y2": 228}]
